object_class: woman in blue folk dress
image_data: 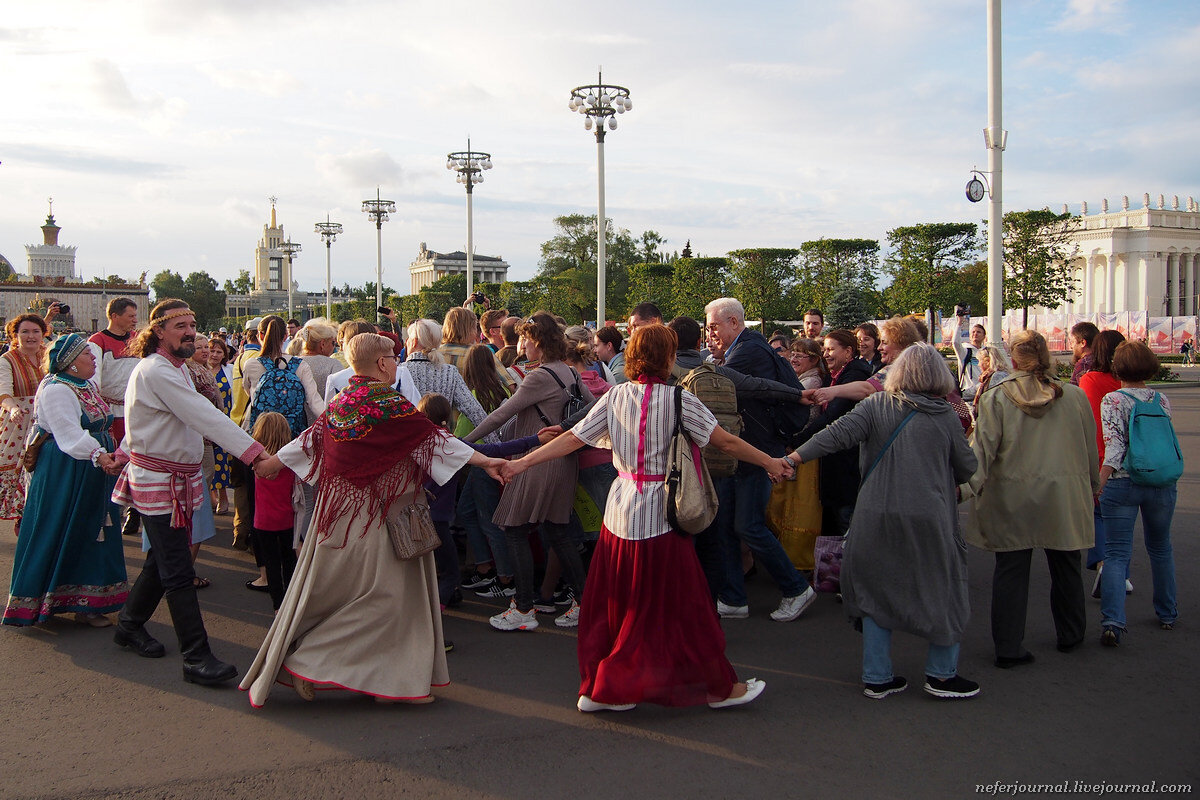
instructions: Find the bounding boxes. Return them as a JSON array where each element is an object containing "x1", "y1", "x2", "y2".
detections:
[{"x1": 3, "y1": 334, "x2": 127, "y2": 627}]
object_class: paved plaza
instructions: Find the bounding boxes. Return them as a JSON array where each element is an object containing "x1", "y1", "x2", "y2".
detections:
[{"x1": 2, "y1": 389, "x2": 1198, "y2": 800}]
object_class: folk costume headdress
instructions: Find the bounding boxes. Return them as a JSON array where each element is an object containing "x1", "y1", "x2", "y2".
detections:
[{"x1": 302, "y1": 374, "x2": 447, "y2": 546}]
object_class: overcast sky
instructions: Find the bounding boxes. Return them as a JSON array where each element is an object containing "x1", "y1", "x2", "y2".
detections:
[{"x1": 1, "y1": 0, "x2": 1196, "y2": 294}]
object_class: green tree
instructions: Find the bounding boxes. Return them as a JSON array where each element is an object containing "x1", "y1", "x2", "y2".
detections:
[
  {"x1": 626, "y1": 262, "x2": 675, "y2": 319},
  {"x1": 671, "y1": 257, "x2": 728, "y2": 321},
  {"x1": 796, "y1": 238, "x2": 880, "y2": 313},
  {"x1": 883, "y1": 223, "x2": 980, "y2": 342},
  {"x1": 825, "y1": 283, "x2": 874, "y2": 330},
  {"x1": 222, "y1": 269, "x2": 253, "y2": 295},
  {"x1": 956, "y1": 260, "x2": 989, "y2": 318},
  {"x1": 538, "y1": 213, "x2": 649, "y2": 321},
  {"x1": 638, "y1": 230, "x2": 666, "y2": 264},
  {"x1": 998, "y1": 208, "x2": 1081, "y2": 328},
  {"x1": 727, "y1": 248, "x2": 798, "y2": 328},
  {"x1": 183, "y1": 272, "x2": 227, "y2": 328},
  {"x1": 150, "y1": 270, "x2": 187, "y2": 303}
]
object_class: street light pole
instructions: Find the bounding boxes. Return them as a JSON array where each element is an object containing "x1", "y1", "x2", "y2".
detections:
[
  {"x1": 570, "y1": 71, "x2": 632, "y2": 326},
  {"x1": 279, "y1": 239, "x2": 302, "y2": 321},
  {"x1": 446, "y1": 141, "x2": 493, "y2": 301},
  {"x1": 362, "y1": 187, "x2": 396, "y2": 323},
  {"x1": 985, "y1": 0, "x2": 1006, "y2": 346},
  {"x1": 315, "y1": 215, "x2": 343, "y2": 319}
]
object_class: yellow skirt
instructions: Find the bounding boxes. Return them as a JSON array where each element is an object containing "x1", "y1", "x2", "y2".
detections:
[{"x1": 766, "y1": 459, "x2": 822, "y2": 571}]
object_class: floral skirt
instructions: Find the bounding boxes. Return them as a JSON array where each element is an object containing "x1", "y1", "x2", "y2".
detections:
[{"x1": 577, "y1": 526, "x2": 737, "y2": 706}]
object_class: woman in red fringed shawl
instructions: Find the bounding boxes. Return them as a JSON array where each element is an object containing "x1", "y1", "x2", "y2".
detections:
[{"x1": 240, "y1": 334, "x2": 504, "y2": 707}]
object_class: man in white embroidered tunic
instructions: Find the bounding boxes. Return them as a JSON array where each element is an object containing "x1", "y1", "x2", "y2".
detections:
[{"x1": 111, "y1": 299, "x2": 267, "y2": 686}]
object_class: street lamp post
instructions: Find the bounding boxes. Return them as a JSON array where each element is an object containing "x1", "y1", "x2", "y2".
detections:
[
  {"x1": 362, "y1": 187, "x2": 396, "y2": 324},
  {"x1": 446, "y1": 140, "x2": 493, "y2": 301},
  {"x1": 569, "y1": 71, "x2": 632, "y2": 326},
  {"x1": 278, "y1": 239, "x2": 302, "y2": 321},
  {"x1": 314, "y1": 215, "x2": 343, "y2": 319},
  {"x1": 985, "y1": 0, "x2": 1006, "y2": 346}
]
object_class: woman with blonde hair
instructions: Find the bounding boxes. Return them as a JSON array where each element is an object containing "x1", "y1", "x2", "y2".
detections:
[
  {"x1": 293, "y1": 318, "x2": 341, "y2": 401},
  {"x1": 965, "y1": 330, "x2": 1098, "y2": 667},
  {"x1": 241, "y1": 333, "x2": 506, "y2": 705},
  {"x1": 441, "y1": 307, "x2": 515, "y2": 391},
  {"x1": 405, "y1": 319, "x2": 493, "y2": 435},
  {"x1": 787, "y1": 344, "x2": 979, "y2": 699}
]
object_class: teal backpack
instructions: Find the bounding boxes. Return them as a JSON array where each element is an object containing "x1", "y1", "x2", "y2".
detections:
[{"x1": 1118, "y1": 390, "x2": 1183, "y2": 487}]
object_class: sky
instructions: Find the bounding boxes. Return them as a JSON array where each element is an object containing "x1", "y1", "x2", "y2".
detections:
[{"x1": 1, "y1": 0, "x2": 1197, "y2": 296}]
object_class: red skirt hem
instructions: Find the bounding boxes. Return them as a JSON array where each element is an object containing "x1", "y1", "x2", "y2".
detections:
[{"x1": 578, "y1": 526, "x2": 737, "y2": 707}]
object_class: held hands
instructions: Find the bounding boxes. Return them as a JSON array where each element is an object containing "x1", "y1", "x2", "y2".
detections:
[
  {"x1": 809, "y1": 387, "x2": 833, "y2": 406},
  {"x1": 766, "y1": 457, "x2": 794, "y2": 484},
  {"x1": 497, "y1": 457, "x2": 528, "y2": 485},
  {"x1": 252, "y1": 453, "x2": 283, "y2": 480},
  {"x1": 536, "y1": 425, "x2": 564, "y2": 445},
  {"x1": 481, "y1": 456, "x2": 507, "y2": 484},
  {"x1": 799, "y1": 389, "x2": 818, "y2": 406},
  {"x1": 97, "y1": 452, "x2": 122, "y2": 476}
]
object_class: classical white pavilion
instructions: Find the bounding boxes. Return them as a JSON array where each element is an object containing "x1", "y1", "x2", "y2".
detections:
[{"x1": 1062, "y1": 193, "x2": 1200, "y2": 316}]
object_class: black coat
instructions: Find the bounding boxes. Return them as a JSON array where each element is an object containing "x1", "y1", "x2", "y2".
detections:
[
  {"x1": 722, "y1": 328, "x2": 803, "y2": 457},
  {"x1": 797, "y1": 357, "x2": 873, "y2": 508}
]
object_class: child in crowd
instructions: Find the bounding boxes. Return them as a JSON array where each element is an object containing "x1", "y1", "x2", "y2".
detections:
[
  {"x1": 250, "y1": 412, "x2": 300, "y2": 611},
  {"x1": 416, "y1": 393, "x2": 557, "y2": 608}
]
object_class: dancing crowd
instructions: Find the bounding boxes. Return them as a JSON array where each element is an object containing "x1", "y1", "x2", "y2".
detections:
[{"x1": 1, "y1": 292, "x2": 1181, "y2": 709}]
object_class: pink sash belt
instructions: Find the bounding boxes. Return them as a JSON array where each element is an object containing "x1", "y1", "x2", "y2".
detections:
[{"x1": 618, "y1": 470, "x2": 665, "y2": 494}]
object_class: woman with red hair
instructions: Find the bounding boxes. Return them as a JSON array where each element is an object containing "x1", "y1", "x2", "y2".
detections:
[{"x1": 501, "y1": 324, "x2": 790, "y2": 712}]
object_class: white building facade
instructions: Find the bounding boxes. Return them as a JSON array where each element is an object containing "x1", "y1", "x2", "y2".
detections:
[
  {"x1": 409, "y1": 242, "x2": 510, "y2": 294},
  {"x1": 1062, "y1": 193, "x2": 1200, "y2": 316}
]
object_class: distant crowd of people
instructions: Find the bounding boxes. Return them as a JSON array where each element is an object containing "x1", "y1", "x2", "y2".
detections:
[{"x1": 1, "y1": 291, "x2": 1181, "y2": 710}]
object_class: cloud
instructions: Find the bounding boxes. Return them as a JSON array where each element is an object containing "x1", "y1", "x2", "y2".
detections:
[
  {"x1": 90, "y1": 59, "x2": 139, "y2": 112},
  {"x1": 316, "y1": 147, "x2": 404, "y2": 190},
  {"x1": 198, "y1": 64, "x2": 301, "y2": 97},
  {"x1": 727, "y1": 62, "x2": 844, "y2": 82},
  {"x1": 1055, "y1": 0, "x2": 1128, "y2": 32},
  {"x1": 0, "y1": 143, "x2": 177, "y2": 178}
]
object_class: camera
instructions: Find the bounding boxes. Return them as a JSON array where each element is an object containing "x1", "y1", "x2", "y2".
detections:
[
  {"x1": 469, "y1": 292, "x2": 486, "y2": 304},
  {"x1": 377, "y1": 306, "x2": 392, "y2": 315},
  {"x1": 53, "y1": 302, "x2": 70, "y2": 314},
  {"x1": 954, "y1": 304, "x2": 970, "y2": 318}
]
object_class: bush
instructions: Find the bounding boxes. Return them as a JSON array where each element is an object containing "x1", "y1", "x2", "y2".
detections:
[{"x1": 1154, "y1": 365, "x2": 1180, "y2": 382}]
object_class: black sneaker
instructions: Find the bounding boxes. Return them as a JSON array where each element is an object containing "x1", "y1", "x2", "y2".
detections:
[
  {"x1": 923, "y1": 675, "x2": 980, "y2": 699},
  {"x1": 474, "y1": 579, "x2": 515, "y2": 599},
  {"x1": 532, "y1": 596, "x2": 557, "y2": 613},
  {"x1": 863, "y1": 676, "x2": 907, "y2": 700},
  {"x1": 462, "y1": 570, "x2": 495, "y2": 590},
  {"x1": 1101, "y1": 626, "x2": 1122, "y2": 647},
  {"x1": 554, "y1": 588, "x2": 576, "y2": 606}
]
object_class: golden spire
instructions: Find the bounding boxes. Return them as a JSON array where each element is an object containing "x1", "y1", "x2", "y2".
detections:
[{"x1": 269, "y1": 195, "x2": 278, "y2": 228}]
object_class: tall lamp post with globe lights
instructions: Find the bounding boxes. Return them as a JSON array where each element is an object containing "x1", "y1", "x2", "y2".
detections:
[
  {"x1": 569, "y1": 72, "x2": 631, "y2": 326},
  {"x1": 314, "y1": 215, "x2": 343, "y2": 319},
  {"x1": 446, "y1": 141, "x2": 493, "y2": 301},
  {"x1": 362, "y1": 188, "x2": 396, "y2": 324},
  {"x1": 278, "y1": 239, "x2": 302, "y2": 321}
]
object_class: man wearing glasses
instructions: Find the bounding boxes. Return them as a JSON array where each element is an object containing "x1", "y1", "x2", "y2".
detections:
[{"x1": 480, "y1": 309, "x2": 507, "y2": 353}]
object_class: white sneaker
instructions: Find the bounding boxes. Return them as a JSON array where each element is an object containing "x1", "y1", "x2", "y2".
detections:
[
  {"x1": 716, "y1": 599, "x2": 749, "y2": 619},
  {"x1": 1125, "y1": 579, "x2": 1134, "y2": 595},
  {"x1": 489, "y1": 601, "x2": 538, "y2": 631},
  {"x1": 555, "y1": 601, "x2": 580, "y2": 628},
  {"x1": 577, "y1": 695, "x2": 635, "y2": 712},
  {"x1": 770, "y1": 586, "x2": 816, "y2": 622}
]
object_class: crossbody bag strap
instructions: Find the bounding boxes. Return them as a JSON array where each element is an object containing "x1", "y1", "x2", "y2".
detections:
[{"x1": 859, "y1": 409, "x2": 918, "y2": 487}]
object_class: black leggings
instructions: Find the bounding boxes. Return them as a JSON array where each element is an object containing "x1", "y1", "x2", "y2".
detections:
[{"x1": 252, "y1": 527, "x2": 296, "y2": 610}]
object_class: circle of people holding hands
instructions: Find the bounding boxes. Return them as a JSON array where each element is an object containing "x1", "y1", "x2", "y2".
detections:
[{"x1": 1, "y1": 291, "x2": 1180, "y2": 710}]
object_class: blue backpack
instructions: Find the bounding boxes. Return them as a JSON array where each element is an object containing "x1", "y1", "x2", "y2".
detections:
[
  {"x1": 249, "y1": 356, "x2": 307, "y2": 437},
  {"x1": 1118, "y1": 390, "x2": 1183, "y2": 487}
]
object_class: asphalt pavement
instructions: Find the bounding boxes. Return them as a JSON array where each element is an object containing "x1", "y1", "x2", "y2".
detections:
[{"x1": 2, "y1": 388, "x2": 1198, "y2": 800}]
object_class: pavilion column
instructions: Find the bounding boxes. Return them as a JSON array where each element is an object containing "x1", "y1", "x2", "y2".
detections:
[
  {"x1": 1185, "y1": 253, "x2": 1196, "y2": 316},
  {"x1": 1168, "y1": 253, "x2": 1180, "y2": 316},
  {"x1": 1105, "y1": 254, "x2": 1117, "y2": 313},
  {"x1": 1083, "y1": 255, "x2": 1094, "y2": 313}
]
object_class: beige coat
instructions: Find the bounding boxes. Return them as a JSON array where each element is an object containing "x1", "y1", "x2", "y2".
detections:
[{"x1": 963, "y1": 374, "x2": 1099, "y2": 552}]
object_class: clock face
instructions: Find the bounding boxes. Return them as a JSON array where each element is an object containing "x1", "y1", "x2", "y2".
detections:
[{"x1": 966, "y1": 178, "x2": 986, "y2": 203}]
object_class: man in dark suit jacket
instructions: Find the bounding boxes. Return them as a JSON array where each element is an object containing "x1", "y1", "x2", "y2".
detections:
[{"x1": 704, "y1": 298, "x2": 815, "y2": 623}]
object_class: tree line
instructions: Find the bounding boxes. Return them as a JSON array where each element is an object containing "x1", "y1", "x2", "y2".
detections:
[{"x1": 152, "y1": 208, "x2": 1080, "y2": 333}]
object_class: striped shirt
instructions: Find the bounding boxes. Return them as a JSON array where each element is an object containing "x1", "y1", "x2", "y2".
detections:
[{"x1": 572, "y1": 381, "x2": 717, "y2": 541}]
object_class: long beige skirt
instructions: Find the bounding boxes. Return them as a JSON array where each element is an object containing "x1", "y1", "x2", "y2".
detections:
[{"x1": 240, "y1": 508, "x2": 449, "y2": 707}]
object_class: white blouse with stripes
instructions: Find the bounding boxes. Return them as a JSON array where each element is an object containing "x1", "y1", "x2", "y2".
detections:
[{"x1": 572, "y1": 380, "x2": 717, "y2": 541}]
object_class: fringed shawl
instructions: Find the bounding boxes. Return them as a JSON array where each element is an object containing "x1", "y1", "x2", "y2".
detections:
[{"x1": 303, "y1": 375, "x2": 446, "y2": 546}]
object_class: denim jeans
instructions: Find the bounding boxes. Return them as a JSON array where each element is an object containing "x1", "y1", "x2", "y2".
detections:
[
  {"x1": 861, "y1": 616, "x2": 960, "y2": 684},
  {"x1": 456, "y1": 467, "x2": 513, "y2": 577},
  {"x1": 718, "y1": 465, "x2": 807, "y2": 607},
  {"x1": 694, "y1": 475, "x2": 735, "y2": 601},
  {"x1": 432, "y1": 519, "x2": 458, "y2": 605},
  {"x1": 1099, "y1": 477, "x2": 1178, "y2": 629},
  {"x1": 1087, "y1": 494, "x2": 1129, "y2": 575}
]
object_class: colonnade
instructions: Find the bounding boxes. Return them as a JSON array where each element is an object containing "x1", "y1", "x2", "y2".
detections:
[{"x1": 1071, "y1": 251, "x2": 1200, "y2": 315}]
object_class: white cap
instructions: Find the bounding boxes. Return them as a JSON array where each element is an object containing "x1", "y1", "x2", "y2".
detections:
[
  {"x1": 219, "y1": 327, "x2": 227, "y2": 333},
  {"x1": 245, "y1": 317, "x2": 263, "y2": 331}
]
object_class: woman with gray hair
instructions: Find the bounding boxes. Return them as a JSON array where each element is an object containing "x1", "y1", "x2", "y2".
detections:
[
  {"x1": 785, "y1": 343, "x2": 980, "y2": 700},
  {"x1": 971, "y1": 344, "x2": 1012, "y2": 418}
]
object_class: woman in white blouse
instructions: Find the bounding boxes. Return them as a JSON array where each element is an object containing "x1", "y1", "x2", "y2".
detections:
[
  {"x1": 500, "y1": 324, "x2": 790, "y2": 713},
  {"x1": 2, "y1": 334, "x2": 127, "y2": 627}
]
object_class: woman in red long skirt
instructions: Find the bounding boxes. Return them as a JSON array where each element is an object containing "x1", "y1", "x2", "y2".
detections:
[{"x1": 500, "y1": 324, "x2": 790, "y2": 712}]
